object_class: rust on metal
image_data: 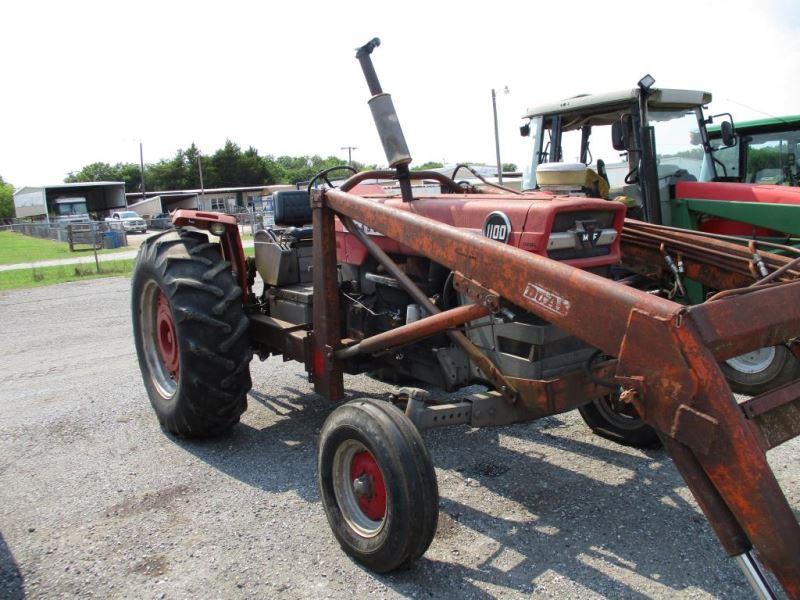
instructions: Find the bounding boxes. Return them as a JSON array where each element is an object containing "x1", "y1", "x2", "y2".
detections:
[
  {"x1": 318, "y1": 186, "x2": 800, "y2": 596},
  {"x1": 172, "y1": 209, "x2": 251, "y2": 298},
  {"x1": 340, "y1": 169, "x2": 465, "y2": 194},
  {"x1": 621, "y1": 242, "x2": 755, "y2": 292},
  {"x1": 326, "y1": 188, "x2": 681, "y2": 356},
  {"x1": 452, "y1": 273, "x2": 500, "y2": 312},
  {"x1": 505, "y1": 360, "x2": 617, "y2": 416},
  {"x1": 689, "y1": 280, "x2": 800, "y2": 360},
  {"x1": 741, "y1": 379, "x2": 800, "y2": 451},
  {"x1": 339, "y1": 213, "x2": 520, "y2": 403},
  {"x1": 248, "y1": 314, "x2": 309, "y2": 363},
  {"x1": 335, "y1": 303, "x2": 489, "y2": 360},
  {"x1": 311, "y1": 190, "x2": 344, "y2": 401},
  {"x1": 741, "y1": 379, "x2": 800, "y2": 419},
  {"x1": 661, "y1": 436, "x2": 751, "y2": 557}
]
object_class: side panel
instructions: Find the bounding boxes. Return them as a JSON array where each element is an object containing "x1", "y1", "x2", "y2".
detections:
[
  {"x1": 13, "y1": 188, "x2": 46, "y2": 218},
  {"x1": 676, "y1": 181, "x2": 800, "y2": 205}
]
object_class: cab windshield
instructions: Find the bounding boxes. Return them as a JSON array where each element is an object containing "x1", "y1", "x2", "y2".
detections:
[
  {"x1": 649, "y1": 108, "x2": 715, "y2": 182},
  {"x1": 524, "y1": 105, "x2": 716, "y2": 193},
  {"x1": 745, "y1": 129, "x2": 800, "y2": 185}
]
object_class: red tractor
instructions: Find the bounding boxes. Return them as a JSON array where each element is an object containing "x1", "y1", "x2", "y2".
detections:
[{"x1": 132, "y1": 39, "x2": 800, "y2": 598}]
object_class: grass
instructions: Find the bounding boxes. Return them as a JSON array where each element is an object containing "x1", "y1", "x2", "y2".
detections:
[
  {"x1": 0, "y1": 231, "x2": 253, "y2": 291},
  {"x1": 0, "y1": 230, "x2": 131, "y2": 265},
  {"x1": 0, "y1": 259, "x2": 135, "y2": 291}
]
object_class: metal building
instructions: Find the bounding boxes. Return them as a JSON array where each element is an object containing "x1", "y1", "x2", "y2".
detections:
[{"x1": 13, "y1": 182, "x2": 127, "y2": 222}]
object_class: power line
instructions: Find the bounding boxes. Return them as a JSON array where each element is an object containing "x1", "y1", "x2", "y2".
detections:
[{"x1": 724, "y1": 98, "x2": 790, "y2": 124}]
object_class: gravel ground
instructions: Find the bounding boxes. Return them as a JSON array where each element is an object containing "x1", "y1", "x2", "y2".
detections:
[{"x1": 0, "y1": 277, "x2": 797, "y2": 599}]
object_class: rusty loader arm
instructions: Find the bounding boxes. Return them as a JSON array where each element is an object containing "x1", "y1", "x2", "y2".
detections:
[{"x1": 307, "y1": 183, "x2": 800, "y2": 598}]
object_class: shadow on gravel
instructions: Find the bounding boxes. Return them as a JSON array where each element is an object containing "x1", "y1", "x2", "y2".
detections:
[
  {"x1": 167, "y1": 384, "x2": 388, "y2": 502},
  {"x1": 377, "y1": 421, "x2": 742, "y2": 599},
  {"x1": 0, "y1": 533, "x2": 25, "y2": 600},
  {"x1": 165, "y1": 383, "x2": 747, "y2": 598}
]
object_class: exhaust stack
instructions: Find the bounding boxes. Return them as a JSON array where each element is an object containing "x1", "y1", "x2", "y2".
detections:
[{"x1": 356, "y1": 38, "x2": 413, "y2": 201}]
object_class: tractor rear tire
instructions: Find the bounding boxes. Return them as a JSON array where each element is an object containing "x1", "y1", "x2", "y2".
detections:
[
  {"x1": 578, "y1": 394, "x2": 661, "y2": 449},
  {"x1": 720, "y1": 344, "x2": 800, "y2": 396},
  {"x1": 318, "y1": 399, "x2": 439, "y2": 573},
  {"x1": 132, "y1": 228, "x2": 251, "y2": 437}
]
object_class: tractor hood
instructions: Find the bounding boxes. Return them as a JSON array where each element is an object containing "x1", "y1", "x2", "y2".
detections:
[{"x1": 335, "y1": 192, "x2": 626, "y2": 269}]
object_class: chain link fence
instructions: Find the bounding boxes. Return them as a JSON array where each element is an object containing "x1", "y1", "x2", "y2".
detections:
[{"x1": 2, "y1": 220, "x2": 129, "y2": 248}]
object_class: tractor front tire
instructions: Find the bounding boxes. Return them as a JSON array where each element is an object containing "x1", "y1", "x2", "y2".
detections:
[
  {"x1": 578, "y1": 394, "x2": 661, "y2": 449},
  {"x1": 720, "y1": 344, "x2": 800, "y2": 396},
  {"x1": 132, "y1": 228, "x2": 251, "y2": 437},
  {"x1": 318, "y1": 399, "x2": 439, "y2": 573}
]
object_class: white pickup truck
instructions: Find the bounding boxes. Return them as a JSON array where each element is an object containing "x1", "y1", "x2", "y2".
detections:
[{"x1": 106, "y1": 211, "x2": 147, "y2": 234}]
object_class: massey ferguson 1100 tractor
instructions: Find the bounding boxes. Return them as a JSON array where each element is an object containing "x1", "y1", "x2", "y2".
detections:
[{"x1": 132, "y1": 40, "x2": 800, "y2": 598}]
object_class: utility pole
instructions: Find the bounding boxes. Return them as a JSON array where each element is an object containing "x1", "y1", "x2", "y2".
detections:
[
  {"x1": 491, "y1": 89, "x2": 503, "y2": 184},
  {"x1": 198, "y1": 152, "x2": 205, "y2": 209},
  {"x1": 490, "y1": 87, "x2": 509, "y2": 184},
  {"x1": 139, "y1": 141, "x2": 147, "y2": 202},
  {"x1": 341, "y1": 146, "x2": 358, "y2": 166}
]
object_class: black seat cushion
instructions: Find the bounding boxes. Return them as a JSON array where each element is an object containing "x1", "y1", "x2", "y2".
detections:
[{"x1": 274, "y1": 191, "x2": 312, "y2": 226}]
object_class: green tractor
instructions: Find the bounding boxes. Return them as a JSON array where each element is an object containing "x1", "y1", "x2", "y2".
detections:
[
  {"x1": 519, "y1": 78, "x2": 800, "y2": 395},
  {"x1": 709, "y1": 114, "x2": 800, "y2": 186}
]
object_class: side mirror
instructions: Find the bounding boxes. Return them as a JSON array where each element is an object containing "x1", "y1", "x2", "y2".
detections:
[
  {"x1": 520, "y1": 123, "x2": 531, "y2": 137},
  {"x1": 721, "y1": 121, "x2": 736, "y2": 147},
  {"x1": 611, "y1": 121, "x2": 627, "y2": 151}
]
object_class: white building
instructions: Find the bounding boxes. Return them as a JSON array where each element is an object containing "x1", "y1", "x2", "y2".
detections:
[{"x1": 126, "y1": 185, "x2": 294, "y2": 217}]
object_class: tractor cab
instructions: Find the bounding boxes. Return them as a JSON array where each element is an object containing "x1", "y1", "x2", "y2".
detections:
[
  {"x1": 708, "y1": 114, "x2": 800, "y2": 186},
  {"x1": 520, "y1": 82, "x2": 732, "y2": 224}
]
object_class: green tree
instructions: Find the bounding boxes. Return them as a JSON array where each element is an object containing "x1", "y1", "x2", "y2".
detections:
[
  {"x1": 273, "y1": 155, "x2": 357, "y2": 184},
  {"x1": 502, "y1": 162, "x2": 518, "y2": 172},
  {"x1": 747, "y1": 147, "x2": 782, "y2": 178},
  {"x1": 66, "y1": 162, "x2": 118, "y2": 183},
  {"x1": 65, "y1": 162, "x2": 143, "y2": 192},
  {"x1": 65, "y1": 143, "x2": 381, "y2": 192},
  {"x1": 148, "y1": 149, "x2": 192, "y2": 190},
  {"x1": 414, "y1": 161, "x2": 444, "y2": 171},
  {"x1": 204, "y1": 140, "x2": 273, "y2": 188},
  {"x1": 0, "y1": 174, "x2": 14, "y2": 219}
]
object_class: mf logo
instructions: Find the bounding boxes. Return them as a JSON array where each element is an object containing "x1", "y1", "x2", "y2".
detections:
[
  {"x1": 482, "y1": 211, "x2": 511, "y2": 244},
  {"x1": 574, "y1": 220, "x2": 601, "y2": 248},
  {"x1": 578, "y1": 230, "x2": 602, "y2": 247}
]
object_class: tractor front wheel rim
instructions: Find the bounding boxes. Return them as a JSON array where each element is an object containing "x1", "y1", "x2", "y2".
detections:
[
  {"x1": 332, "y1": 440, "x2": 386, "y2": 537},
  {"x1": 725, "y1": 346, "x2": 776, "y2": 375}
]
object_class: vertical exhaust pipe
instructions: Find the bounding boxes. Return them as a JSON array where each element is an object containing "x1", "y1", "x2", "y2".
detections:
[{"x1": 356, "y1": 38, "x2": 414, "y2": 201}]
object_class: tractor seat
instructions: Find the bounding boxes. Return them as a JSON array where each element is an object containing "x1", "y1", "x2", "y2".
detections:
[{"x1": 273, "y1": 190, "x2": 312, "y2": 226}]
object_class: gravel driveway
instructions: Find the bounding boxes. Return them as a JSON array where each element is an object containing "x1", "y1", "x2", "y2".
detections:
[{"x1": 0, "y1": 277, "x2": 797, "y2": 599}]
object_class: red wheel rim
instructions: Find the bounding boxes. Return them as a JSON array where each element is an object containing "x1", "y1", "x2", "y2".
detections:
[
  {"x1": 350, "y1": 450, "x2": 386, "y2": 521},
  {"x1": 155, "y1": 291, "x2": 179, "y2": 380}
]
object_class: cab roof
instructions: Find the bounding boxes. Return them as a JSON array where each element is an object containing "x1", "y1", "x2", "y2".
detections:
[
  {"x1": 523, "y1": 88, "x2": 712, "y2": 130},
  {"x1": 707, "y1": 114, "x2": 800, "y2": 137}
]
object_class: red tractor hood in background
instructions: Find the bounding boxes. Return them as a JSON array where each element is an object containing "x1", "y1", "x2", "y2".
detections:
[
  {"x1": 676, "y1": 181, "x2": 800, "y2": 205},
  {"x1": 676, "y1": 181, "x2": 800, "y2": 236},
  {"x1": 335, "y1": 192, "x2": 626, "y2": 270}
]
